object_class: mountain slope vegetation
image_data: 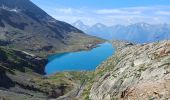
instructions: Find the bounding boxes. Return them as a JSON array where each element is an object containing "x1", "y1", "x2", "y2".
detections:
[
  {"x1": 0, "y1": 46, "x2": 94, "y2": 100},
  {"x1": 0, "y1": 0, "x2": 103, "y2": 57}
]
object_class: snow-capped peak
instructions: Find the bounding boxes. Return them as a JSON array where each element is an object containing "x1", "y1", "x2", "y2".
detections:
[
  {"x1": 93, "y1": 23, "x2": 106, "y2": 28},
  {"x1": 72, "y1": 20, "x2": 90, "y2": 31},
  {"x1": 73, "y1": 20, "x2": 85, "y2": 27}
]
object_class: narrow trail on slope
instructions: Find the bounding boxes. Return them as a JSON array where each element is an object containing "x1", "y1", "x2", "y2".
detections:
[{"x1": 76, "y1": 80, "x2": 86, "y2": 98}]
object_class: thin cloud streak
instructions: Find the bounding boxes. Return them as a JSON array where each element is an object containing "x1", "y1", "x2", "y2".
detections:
[
  {"x1": 48, "y1": 5, "x2": 170, "y2": 25},
  {"x1": 54, "y1": 8, "x2": 83, "y2": 14},
  {"x1": 155, "y1": 11, "x2": 170, "y2": 15},
  {"x1": 95, "y1": 9, "x2": 142, "y2": 15}
]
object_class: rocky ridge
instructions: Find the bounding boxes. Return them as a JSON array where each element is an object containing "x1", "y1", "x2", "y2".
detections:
[{"x1": 88, "y1": 40, "x2": 170, "y2": 100}]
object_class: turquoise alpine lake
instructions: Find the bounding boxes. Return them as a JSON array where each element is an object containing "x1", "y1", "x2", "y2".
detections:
[{"x1": 45, "y1": 42, "x2": 115, "y2": 74}]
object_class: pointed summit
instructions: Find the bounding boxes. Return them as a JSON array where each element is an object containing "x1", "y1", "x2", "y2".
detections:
[
  {"x1": 73, "y1": 20, "x2": 85, "y2": 27},
  {"x1": 72, "y1": 20, "x2": 90, "y2": 31}
]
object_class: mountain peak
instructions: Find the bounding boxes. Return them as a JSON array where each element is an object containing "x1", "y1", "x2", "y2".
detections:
[
  {"x1": 73, "y1": 20, "x2": 85, "y2": 27},
  {"x1": 74, "y1": 20, "x2": 84, "y2": 24},
  {"x1": 93, "y1": 23, "x2": 106, "y2": 28},
  {"x1": 132, "y1": 22, "x2": 151, "y2": 27},
  {"x1": 72, "y1": 20, "x2": 90, "y2": 32}
]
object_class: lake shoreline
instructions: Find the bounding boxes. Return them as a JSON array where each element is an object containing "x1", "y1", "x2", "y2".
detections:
[
  {"x1": 47, "y1": 41, "x2": 106, "y2": 57},
  {"x1": 46, "y1": 42, "x2": 114, "y2": 74}
]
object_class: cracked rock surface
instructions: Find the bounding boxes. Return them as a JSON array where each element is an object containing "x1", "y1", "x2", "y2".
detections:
[{"x1": 90, "y1": 40, "x2": 170, "y2": 100}]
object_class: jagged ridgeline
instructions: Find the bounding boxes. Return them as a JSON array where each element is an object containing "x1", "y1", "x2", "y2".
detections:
[{"x1": 0, "y1": 0, "x2": 103, "y2": 57}]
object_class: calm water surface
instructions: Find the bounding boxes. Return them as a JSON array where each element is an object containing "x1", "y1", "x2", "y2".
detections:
[{"x1": 45, "y1": 42, "x2": 115, "y2": 74}]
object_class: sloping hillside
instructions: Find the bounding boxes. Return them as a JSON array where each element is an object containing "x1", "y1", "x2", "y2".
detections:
[
  {"x1": 79, "y1": 40, "x2": 170, "y2": 100},
  {"x1": 0, "y1": 47, "x2": 93, "y2": 100},
  {"x1": 0, "y1": 0, "x2": 103, "y2": 57},
  {"x1": 0, "y1": 47, "x2": 48, "y2": 99}
]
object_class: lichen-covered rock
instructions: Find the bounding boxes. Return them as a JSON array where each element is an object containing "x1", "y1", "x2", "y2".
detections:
[{"x1": 90, "y1": 40, "x2": 170, "y2": 100}]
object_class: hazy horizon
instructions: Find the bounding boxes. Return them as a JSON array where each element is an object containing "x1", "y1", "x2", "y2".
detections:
[
  {"x1": 31, "y1": 0, "x2": 170, "y2": 26},
  {"x1": 72, "y1": 20, "x2": 170, "y2": 27}
]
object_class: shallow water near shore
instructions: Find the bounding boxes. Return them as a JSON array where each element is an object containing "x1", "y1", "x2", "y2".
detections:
[{"x1": 45, "y1": 42, "x2": 115, "y2": 74}]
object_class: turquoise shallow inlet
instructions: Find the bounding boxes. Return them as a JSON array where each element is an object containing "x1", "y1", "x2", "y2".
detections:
[{"x1": 45, "y1": 42, "x2": 115, "y2": 74}]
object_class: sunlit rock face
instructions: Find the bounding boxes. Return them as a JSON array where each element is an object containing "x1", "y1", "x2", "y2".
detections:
[{"x1": 90, "y1": 40, "x2": 170, "y2": 100}]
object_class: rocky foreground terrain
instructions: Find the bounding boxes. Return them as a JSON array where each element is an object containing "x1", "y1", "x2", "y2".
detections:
[{"x1": 85, "y1": 40, "x2": 170, "y2": 100}]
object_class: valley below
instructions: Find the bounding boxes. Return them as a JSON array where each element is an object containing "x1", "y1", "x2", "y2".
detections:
[
  {"x1": 1, "y1": 0, "x2": 170, "y2": 100},
  {"x1": 2, "y1": 39, "x2": 170, "y2": 100}
]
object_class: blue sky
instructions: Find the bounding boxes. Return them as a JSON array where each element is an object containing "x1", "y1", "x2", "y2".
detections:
[{"x1": 31, "y1": 0, "x2": 170, "y2": 26}]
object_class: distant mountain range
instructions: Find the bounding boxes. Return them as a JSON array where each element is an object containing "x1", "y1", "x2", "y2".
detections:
[
  {"x1": 0, "y1": 0, "x2": 102, "y2": 57},
  {"x1": 72, "y1": 20, "x2": 170, "y2": 43}
]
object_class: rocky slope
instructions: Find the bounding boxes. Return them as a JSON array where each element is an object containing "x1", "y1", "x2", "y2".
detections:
[
  {"x1": 87, "y1": 40, "x2": 170, "y2": 100},
  {"x1": 0, "y1": 0, "x2": 103, "y2": 57},
  {"x1": 0, "y1": 47, "x2": 48, "y2": 99}
]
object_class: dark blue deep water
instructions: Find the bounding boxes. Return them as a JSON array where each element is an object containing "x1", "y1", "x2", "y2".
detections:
[{"x1": 45, "y1": 42, "x2": 115, "y2": 74}]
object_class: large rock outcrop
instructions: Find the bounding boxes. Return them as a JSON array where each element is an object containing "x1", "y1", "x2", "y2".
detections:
[{"x1": 89, "y1": 40, "x2": 170, "y2": 100}]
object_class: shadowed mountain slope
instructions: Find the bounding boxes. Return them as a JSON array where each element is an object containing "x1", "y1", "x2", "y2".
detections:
[{"x1": 0, "y1": 0, "x2": 103, "y2": 57}]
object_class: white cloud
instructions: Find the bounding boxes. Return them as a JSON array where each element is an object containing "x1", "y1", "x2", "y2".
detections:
[
  {"x1": 52, "y1": 15, "x2": 98, "y2": 25},
  {"x1": 155, "y1": 11, "x2": 170, "y2": 15},
  {"x1": 96, "y1": 9, "x2": 141, "y2": 15},
  {"x1": 55, "y1": 8, "x2": 82, "y2": 14},
  {"x1": 46, "y1": 6, "x2": 170, "y2": 25}
]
